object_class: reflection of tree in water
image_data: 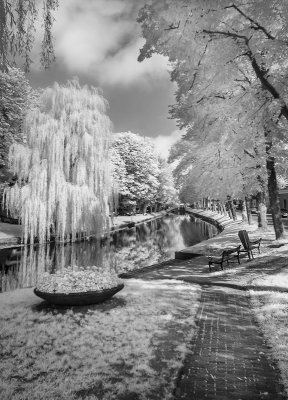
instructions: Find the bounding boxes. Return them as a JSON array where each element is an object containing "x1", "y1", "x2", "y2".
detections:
[
  {"x1": 0, "y1": 248, "x2": 22, "y2": 292},
  {"x1": 0, "y1": 241, "x2": 114, "y2": 292},
  {"x1": 112, "y1": 216, "x2": 192, "y2": 273},
  {"x1": 0, "y1": 215, "x2": 217, "y2": 291},
  {"x1": 180, "y1": 216, "x2": 217, "y2": 247}
]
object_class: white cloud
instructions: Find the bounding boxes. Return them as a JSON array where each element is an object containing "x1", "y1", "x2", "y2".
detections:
[
  {"x1": 48, "y1": 0, "x2": 169, "y2": 87},
  {"x1": 97, "y1": 38, "x2": 169, "y2": 86},
  {"x1": 152, "y1": 130, "x2": 182, "y2": 160}
]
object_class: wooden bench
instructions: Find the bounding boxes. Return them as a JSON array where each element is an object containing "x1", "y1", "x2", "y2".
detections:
[
  {"x1": 208, "y1": 245, "x2": 241, "y2": 272},
  {"x1": 238, "y1": 230, "x2": 262, "y2": 260}
]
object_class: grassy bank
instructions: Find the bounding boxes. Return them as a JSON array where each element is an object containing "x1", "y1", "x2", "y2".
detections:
[
  {"x1": 249, "y1": 258, "x2": 288, "y2": 395},
  {"x1": 0, "y1": 279, "x2": 200, "y2": 400}
]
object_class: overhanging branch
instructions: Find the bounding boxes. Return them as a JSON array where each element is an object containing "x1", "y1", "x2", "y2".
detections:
[
  {"x1": 225, "y1": 3, "x2": 275, "y2": 40},
  {"x1": 203, "y1": 28, "x2": 288, "y2": 121}
]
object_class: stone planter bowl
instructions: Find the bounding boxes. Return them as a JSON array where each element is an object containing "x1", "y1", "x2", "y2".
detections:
[{"x1": 34, "y1": 284, "x2": 124, "y2": 306}]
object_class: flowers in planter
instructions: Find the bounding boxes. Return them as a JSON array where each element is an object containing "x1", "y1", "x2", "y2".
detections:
[{"x1": 36, "y1": 266, "x2": 123, "y2": 294}]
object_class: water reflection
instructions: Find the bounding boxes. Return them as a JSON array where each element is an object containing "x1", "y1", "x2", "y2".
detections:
[{"x1": 0, "y1": 214, "x2": 217, "y2": 292}]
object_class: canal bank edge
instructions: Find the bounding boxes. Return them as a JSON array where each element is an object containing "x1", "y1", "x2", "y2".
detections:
[
  {"x1": 174, "y1": 207, "x2": 258, "y2": 259},
  {"x1": 119, "y1": 208, "x2": 258, "y2": 279},
  {"x1": 0, "y1": 208, "x2": 178, "y2": 248}
]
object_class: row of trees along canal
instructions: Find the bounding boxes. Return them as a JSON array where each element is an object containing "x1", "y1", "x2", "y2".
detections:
[{"x1": 138, "y1": 0, "x2": 288, "y2": 240}]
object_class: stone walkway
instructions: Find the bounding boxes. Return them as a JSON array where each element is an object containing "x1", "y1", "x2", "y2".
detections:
[{"x1": 175, "y1": 286, "x2": 284, "y2": 400}]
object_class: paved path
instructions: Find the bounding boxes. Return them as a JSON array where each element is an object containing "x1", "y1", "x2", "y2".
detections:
[
  {"x1": 129, "y1": 258, "x2": 286, "y2": 399},
  {"x1": 175, "y1": 286, "x2": 284, "y2": 400}
]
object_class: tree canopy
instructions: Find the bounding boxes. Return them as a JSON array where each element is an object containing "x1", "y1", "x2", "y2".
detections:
[
  {"x1": 138, "y1": 0, "x2": 288, "y2": 238},
  {"x1": 0, "y1": 66, "x2": 37, "y2": 187},
  {"x1": 111, "y1": 131, "x2": 178, "y2": 213}
]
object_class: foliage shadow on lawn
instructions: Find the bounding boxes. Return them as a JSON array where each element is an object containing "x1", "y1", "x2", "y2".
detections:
[{"x1": 32, "y1": 295, "x2": 127, "y2": 315}]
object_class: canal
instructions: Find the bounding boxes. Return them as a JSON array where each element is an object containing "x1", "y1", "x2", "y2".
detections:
[{"x1": 0, "y1": 213, "x2": 218, "y2": 292}]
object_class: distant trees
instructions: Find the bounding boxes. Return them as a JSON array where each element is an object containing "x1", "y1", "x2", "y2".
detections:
[
  {"x1": 0, "y1": 0, "x2": 58, "y2": 71},
  {"x1": 111, "y1": 131, "x2": 178, "y2": 214},
  {"x1": 138, "y1": 0, "x2": 288, "y2": 238},
  {"x1": 155, "y1": 157, "x2": 178, "y2": 211}
]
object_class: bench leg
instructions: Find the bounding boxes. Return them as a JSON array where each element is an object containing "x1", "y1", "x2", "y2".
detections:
[{"x1": 237, "y1": 252, "x2": 241, "y2": 264}]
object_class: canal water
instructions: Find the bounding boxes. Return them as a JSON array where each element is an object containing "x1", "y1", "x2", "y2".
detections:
[{"x1": 0, "y1": 214, "x2": 218, "y2": 292}]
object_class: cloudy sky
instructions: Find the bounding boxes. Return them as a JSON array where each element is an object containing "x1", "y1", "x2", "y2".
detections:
[{"x1": 28, "y1": 0, "x2": 181, "y2": 158}]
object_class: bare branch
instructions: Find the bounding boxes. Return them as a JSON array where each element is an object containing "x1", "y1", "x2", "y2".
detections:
[
  {"x1": 244, "y1": 149, "x2": 255, "y2": 158},
  {"x1": 247, "y1": 100, "x2": 269, "y2": 120},
  {"x1": 164, "y1": 21, "x2": 180, "y2": 30},
  {"x1": 188, "y1": 41, "x2": 210, "y2": 91},
  {"x1": 203, "y1": 29, "x2": 248, "y2": 42},
  {"x1": 225, "y1": 3, "x2": 275, "y2": 40},
  {"x1": 203, "y1": 28, "x2": 288, "y2": 120}
]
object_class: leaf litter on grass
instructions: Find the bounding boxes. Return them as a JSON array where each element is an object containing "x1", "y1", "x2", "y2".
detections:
[{"x1": 0, "y1": 279, "x2": 200, "y2": 400}]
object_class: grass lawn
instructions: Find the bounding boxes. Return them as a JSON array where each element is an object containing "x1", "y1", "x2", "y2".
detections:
[
  {"x1": 0, "y1": 279, "x2": 200, "y2": 400},
  {"x1": 250, "y1": 289, "x2": 288, "y2": 391}
]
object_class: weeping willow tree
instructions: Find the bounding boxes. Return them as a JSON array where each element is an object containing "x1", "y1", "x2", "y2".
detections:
[{"x1": 4, "y1": 79, "x2": 112, "y2": 244}]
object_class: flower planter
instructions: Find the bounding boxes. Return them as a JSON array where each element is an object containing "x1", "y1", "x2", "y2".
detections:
[{"x1": 34, "y1": 284, "x2": 124, "y2": 306}]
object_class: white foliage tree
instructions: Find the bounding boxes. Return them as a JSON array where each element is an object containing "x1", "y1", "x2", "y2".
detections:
[
  {"x1": 4, "y1": 79, "x2": 112, "y2": 244},
  {"x1": 0, "y1": 67, "x2": 37, "y2": 188},
  {"x1": 138, "y1": 0, "x2": 288, "y2": 238},
  {"x1": 112, "y1": 132, "x2": 160, "y2": 213}
]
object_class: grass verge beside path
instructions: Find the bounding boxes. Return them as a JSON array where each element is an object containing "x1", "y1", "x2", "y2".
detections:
[
  {"x1": 250, "y1": 289, "x2": 288, "y2": 395},
  {"x1": 0, "y1": 279, "x2": 200, "y2": 400},
  {"x1": 248, "y1": 250, "x2": 288, "y2": 396}
]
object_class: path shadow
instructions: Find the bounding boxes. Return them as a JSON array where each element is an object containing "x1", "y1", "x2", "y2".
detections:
[
  {"x1": 32, "y1": 296, "x2": 127, "y2": 315},
  {"x1": 134, "y1": 250, "x2": 288, "y2": 293}
]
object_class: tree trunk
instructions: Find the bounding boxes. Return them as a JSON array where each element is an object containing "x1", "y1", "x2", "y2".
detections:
[
  {"x1": 245, "y1": 196, "x2": 252, "y2": 225},
  {"x1": 226, "y1": 202, "x2": 232, "y2": 219},
  {"x1": 241, "y1": 199, "x2": 247, "y2": 222},
  {"x1": 256, "y1": 191, "x2": 268, "y2": 230},
  {"x1": 227, "y1": 198, "x2": 237, "y2": 220},
  {"x1": 142, "y1": 203, "x2": 148, "y2": 215},
  {"x1": 220, "y1": 202, "x2": 226, "y2": 215},
  {"x1": 231, "y1": 201, "x2": 237, "y2": 220},
  {"x1": 266, "y1": 156, "x2": 285, "y2": 239}
]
